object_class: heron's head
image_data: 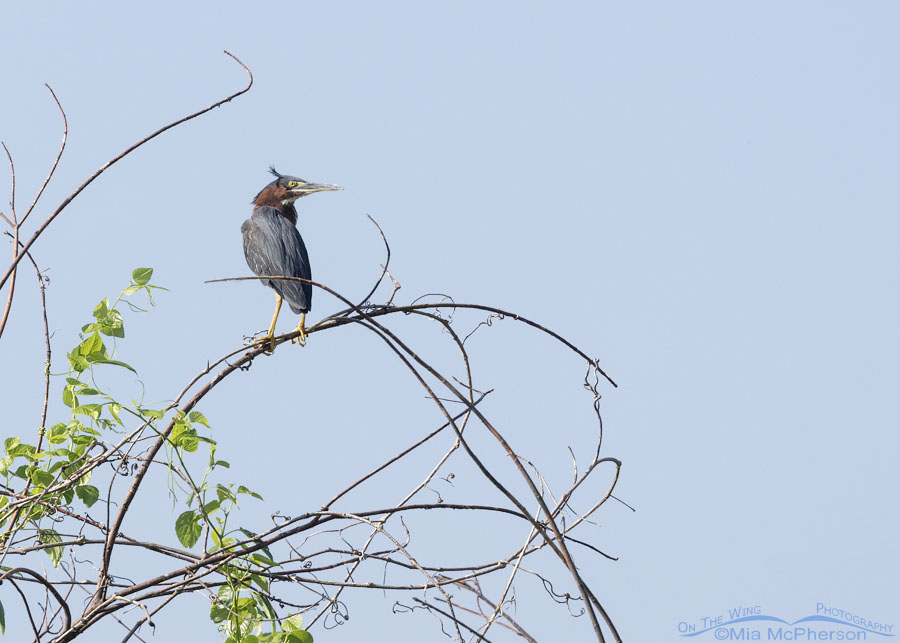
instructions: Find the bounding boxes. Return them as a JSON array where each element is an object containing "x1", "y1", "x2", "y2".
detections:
[{"x1": 253, "y1": 166, "x2": 342, "y2": 207}]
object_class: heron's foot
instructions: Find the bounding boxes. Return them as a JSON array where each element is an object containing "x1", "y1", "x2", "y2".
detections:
[
  {"x1": 254, "y1": 294, "x2": 283, "y2": 355},
  {"x1": 290, "y1": 314, "x2": 307, "y2": 347},
  {"x1": 255, "y1": 332, "x2": 277, "y2": 355}
]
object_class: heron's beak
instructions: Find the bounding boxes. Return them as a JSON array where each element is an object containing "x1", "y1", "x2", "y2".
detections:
[{"x1": 292, "y1": 182, "x2": 343, "y2": 196}]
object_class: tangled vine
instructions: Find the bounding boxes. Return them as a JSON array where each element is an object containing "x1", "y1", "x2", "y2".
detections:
[{"x1": 0, "y1": 52, "x2": 623, "y2": 642}]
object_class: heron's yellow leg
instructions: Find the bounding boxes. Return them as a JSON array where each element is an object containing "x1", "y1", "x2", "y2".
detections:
[
  {"x1": 290, "y1": 313, "x2": 307, "y2": 346},
  {"x1": 258, "y1": 293, "x2": 283, "y2": 353}
]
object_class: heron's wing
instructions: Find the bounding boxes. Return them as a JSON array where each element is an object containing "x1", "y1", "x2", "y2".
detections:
[{"x1": 241, "y1": 207, "x2": 312, "y2": 313}]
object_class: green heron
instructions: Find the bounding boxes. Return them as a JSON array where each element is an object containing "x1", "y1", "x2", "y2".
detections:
[{"x1": 242, "y1": 167, "x2": 341, "y2": 352}]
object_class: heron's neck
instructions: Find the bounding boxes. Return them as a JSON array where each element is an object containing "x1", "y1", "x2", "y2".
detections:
[
  {"x1": 279, "y1": 203, "x2": 298, "y2": 226},
  {"x1": 253, "y1": 202, "x2": 297, "y2": 226},
  {"x1": 252, "y1": 187, "x2": 299, "y2": 226}
]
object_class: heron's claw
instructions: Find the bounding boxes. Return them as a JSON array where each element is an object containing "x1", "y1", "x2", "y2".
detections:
[
  {"x1": 256, "y1": 333, "x2": 277, "y2": 355},
  {"x1": 290, "y1": 313, "x2": 307, "y2": 347}
]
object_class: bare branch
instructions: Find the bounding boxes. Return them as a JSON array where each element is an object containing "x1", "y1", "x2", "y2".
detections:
[
  {"x1": 0, "y1": 566, "x2": 72, "y2": 634},
  {"x1": 0, "y1": 51, "x2": 253, "y2": 292},
  {"x1": 20, "y1": 84, "x2": 68, "y2": 227},
  {"x1": 3, "y1": 81, "x2": 621, "y2": 642}
]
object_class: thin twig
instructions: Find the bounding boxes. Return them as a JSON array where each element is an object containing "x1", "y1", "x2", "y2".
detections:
[
  {"x1": 0, "y1": 566, "x2": 72, "y2": 633},
  {"x1": 0, "y1": 51, "x2": 252, "y2": 292},
  {"x1": 21, "y1": 83, "x2": 68, "y2": 227}
]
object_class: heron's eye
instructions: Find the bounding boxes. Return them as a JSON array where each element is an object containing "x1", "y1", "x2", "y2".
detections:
[{"x1": 288, "y1": 181, "x2": 297, "y2": 188}]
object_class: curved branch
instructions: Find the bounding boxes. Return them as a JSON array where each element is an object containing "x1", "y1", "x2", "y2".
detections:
[
  {"x1": 0, "y1": 144, "x2": 16, "y2": 339},
  {"x1": 208, "y1": 275, "x2": 616, "y2": 388},
  {"x1": 60, "y1": 247, "x2": 616, "y2": 639},
  {"x1": 0, "y1": 51, "x2": 253, "y2": 291},
  {"x1": 345, "y1": 213, "x2": 392, "y2": 315},
  {"x1": 20, "y1": 84, "x2": 68, "y2": 227},
  {"x1": 1, "y1": 55, "x2": 621, "y2": 642},
  {"x1": 0, "y1": 566, "x2": 72, "y2": 634},
  {"x1": 213, "y1": 273, "x2": 611, "y2": 638},
  {"x1": 7, "y1": 578, "x2": 40, "y2": 641}
]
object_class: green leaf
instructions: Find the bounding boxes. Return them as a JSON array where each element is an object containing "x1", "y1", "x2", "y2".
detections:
[
  {"x1": 170, "y1": 423, "x2": 186, "y2": 445},
  {"x1": 132, "y1": 267, "x2": 153, "y2": 285},
  {"x1": 93, "y1": 298, "x2": 109, "y2": 320},
  {"x1": 180, "y1": 430, "x2": 199, "y2": 452},
  {"x1": 74, "y1": 404, "x2": 102, "y2": 421},
  {"x1": 70, "y1": 435, "x2": 96, "y2": 449},
  {"x1": 188, "y1": 411, "x2": 210, "y2": 428},
  {"x1": 250, "y1": 573, "x2": 270, "y2": 594},
  {"x1": 67, "y1": 350, "x2": 89, "y2": 373},
  {"x1": 287, "y1": 632, "x2": 313, "y2": 643},
  {"x1": 109, "y1": 403, "x2": 124, "y2": 426},
  {"x1": 201, "y1": 499, "x2": 220, "y2": 515},
  {"x1": 170, "y1": 425, "x2": 199, "y2": 452},
  {"x1": 29, "y1": 469, "x2": 55, "y2": 488},
  {"x1": 282, "y1": 614, "x2": 304, "y2": 632},
  {"x1": 75, "y1": 485, "x2": 99, "y2": 507},
  {"x1": 140, "y1": 408, "x2": 165, "y2": 420},
  {"x1": 24, "y1": 502, "x2": 46, "y2": 521},
  {"x1": 237, "y1": 485, "x2": 264, "y2": 501},
  {"x1": 216, "y1": 485, "x2": 237, "y2": 504},
  {"x1": 0, "y1": 455, "x2": 12, "y2": 476},
  {"x1": 39, "y1": 530, "x2": 63, "y2": 567},
  {"x1": 47, "y1": 424, "x2": 70, "y2": 444},
  {"x1": 98, "y1": 308, "x2": 125, "y2": 338},
  {"x1": 249, "y1": 552, "x2": 277, "y2": 567},
  {"x1": 210, "y1": 600, "x2": 230, "y2": 624},
  {"x1": 239, "y1": 529, "x2": 274, "y2": 560},
  {"x1": 79, "y1": 332, "x2": 103, "y2": 357},
  {"x1": 62, "y1": 385, "x2": 77, "y2": 408},
  {"x1": 91, "y1": 356, "x2": 137, "y2": 374},
  {"x1": 217, "y1": 583, "x2": 235, "y2": 605},
  {"x1": 254, "y1": 595, "x2": 277, "y2": 631},
  {"x1": 4, "y1": 437, "x2": 20, "y2": 452},
  {"x1": 46, "y1": 424, "x2": 69, "y2": 444},
  {"x1": 7, "y1": 442, "x2": 35, "y2": 458},
  {"x1": 0, "y1": 597, "x2": 5, "y2": 634},
  {"x1": 175, "y1": 510, "x2": 202, "y2": 548}
]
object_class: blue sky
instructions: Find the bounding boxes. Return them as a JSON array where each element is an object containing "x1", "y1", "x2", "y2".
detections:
[{"x1": 1, "y1": 2, "x2": 898, "y2": 641}]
